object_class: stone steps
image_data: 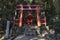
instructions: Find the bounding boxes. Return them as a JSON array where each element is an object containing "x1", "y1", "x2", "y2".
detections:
[{"x1": 24, "y1": 26, "x2": 37, "y2": 36}]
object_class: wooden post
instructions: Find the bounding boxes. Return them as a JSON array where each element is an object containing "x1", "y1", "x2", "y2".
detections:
[
  {"x1": 41, "y1": 12, "x2": 46, "y2": 26},
  {"x1": 36, "y1": 6, "x2": 41, "y2": 26},
  {"x1": 5, "y1": 21, "x2": 10, "y2": 38},
  {"x1": 19, "y1": 4, "x2": 23, "y2": 27}
]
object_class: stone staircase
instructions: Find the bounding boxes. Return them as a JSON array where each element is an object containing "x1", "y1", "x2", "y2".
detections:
[
  {"x1": 24, "y1": 26, "x2": 37, "y2": 36},
  {"x1": 8, "y1": 26, "x2": 60, "y2": 40}
]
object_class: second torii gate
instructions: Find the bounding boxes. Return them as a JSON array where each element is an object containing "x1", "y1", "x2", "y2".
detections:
[{"x1": 14, "y1": 4, "x2": 46, "y2": 27}]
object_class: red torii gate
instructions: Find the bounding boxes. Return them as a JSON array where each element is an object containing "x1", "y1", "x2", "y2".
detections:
[{"x1": 14, "y1": 4, "x2": 46, "y2": 27}]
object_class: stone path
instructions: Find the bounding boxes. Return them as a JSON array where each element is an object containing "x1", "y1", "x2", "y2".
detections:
[
  {"x1": 13, "y1": 34, "x2": 60, "y2": 40},
  {"x1": 8, "y1": 26, "x2": 60, "y2": 40}
]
